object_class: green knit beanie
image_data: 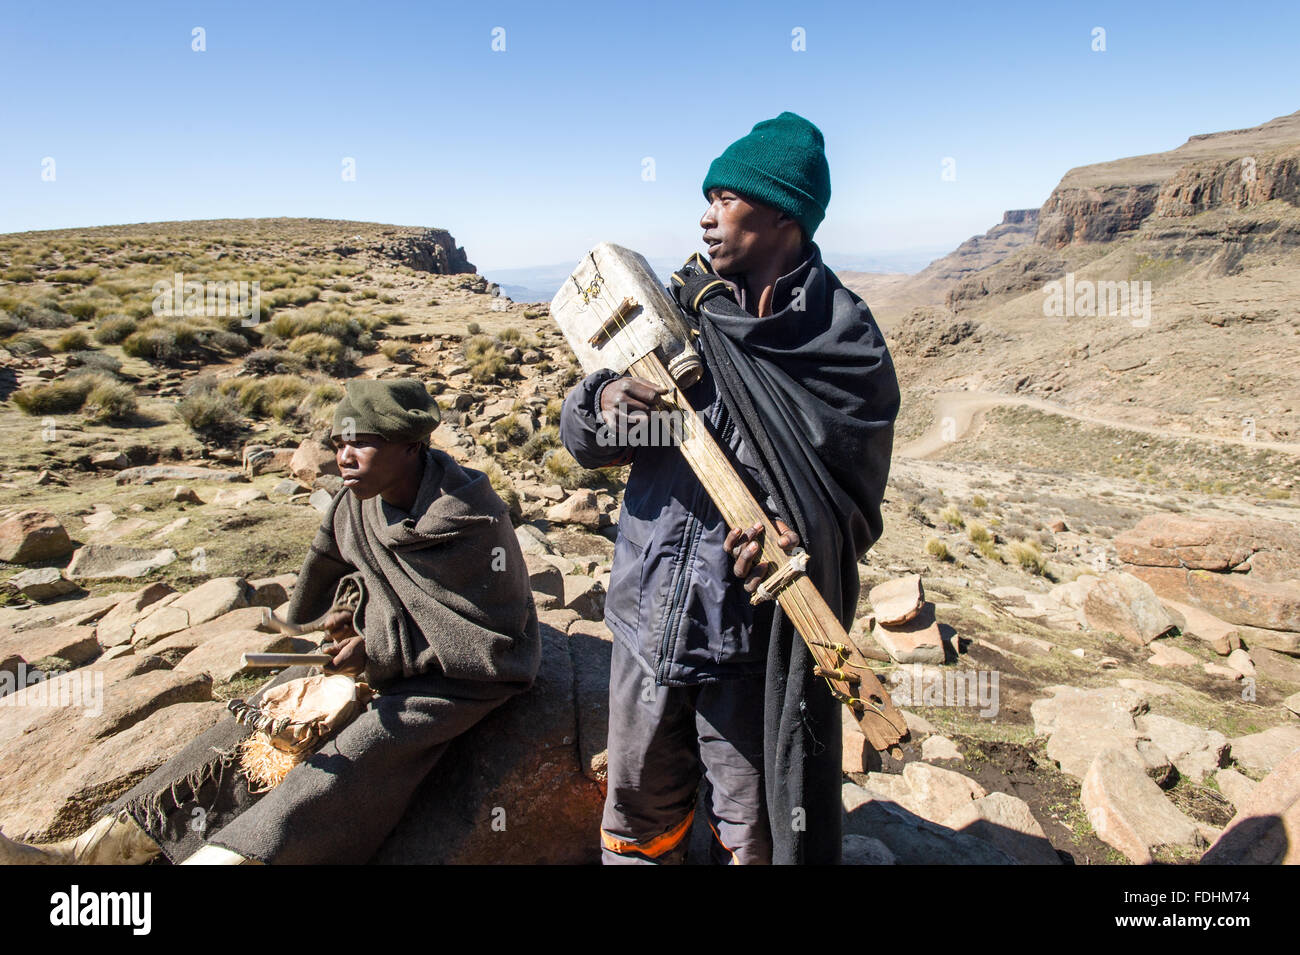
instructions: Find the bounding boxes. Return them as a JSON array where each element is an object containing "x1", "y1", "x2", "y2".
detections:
[
  {"x1": 330, "y1": 378, "x2": 440, "y2": 444},
  {"x1": 702, "y1": 111, "x2": 831, "y2": 238}
]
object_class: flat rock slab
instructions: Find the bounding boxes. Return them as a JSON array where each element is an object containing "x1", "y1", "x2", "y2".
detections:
[
  {"x1": 0, "y1": 593, "x2": 128, "y2": 635},
  {"x1": 1202, "y1": 748, "x2": 1300, "y2": 864},
  {"x1": 92, "y1": 583, "x2": 178, "y2": 647},
  {"x1": 1080, "y1": 747, "x2": 1204, "y2": 864},
  {"x1": 921, "y1": 735, "x2": 963, "y2": 762},
  {"x1": 8, "y1": 567, "x2": 80, "y2": 602},
  {"x1": 1212, "y1": 768, "x2": 1257, "y2": 811},
  {"x1": 1115, "y1": 513, "x2": 1300, "y2": 580},
  {"x1": 173, "y1": 630, "x2": 312, "y2": 682},
  {"x1": 65, "y1": 545, "x2": 177, "y2": 581},
  {"x1": 1147, "y1": 640, "x2": 1198, "y2": 667},
  {"x1": 0, "y1": 669, "x2": 213, "y2": 840},
  {"x1": 115, "y1": 465, "x2": 247, "y2": 485},
  {"x1": 130, "y1": 578, "x2": 254, "y2": 647},
  {"x1": 8, "y1": 701, "x2": 227, "y2": 843},
  {"x1": 873, "y1": 602, "x2": 944, "y2": 664},
  {"x1": 1155, "y1": 596, "x2": 1242, "y2": 655},
  {"x1": 210, "y1": 488, "x2": 268, "y2": 508},
  {"x1": 143, "y1": 606, "x2": 272, "y2": 657},
  {"x1": 0, "y1": 655, "x2": 169, "y2": 750},
  {"x1": 1030, "y1": 684, "x2": 1148, "y2": 736},
  {"x1": 0, "y1": 626, "x2": 99, "y2": 675}
]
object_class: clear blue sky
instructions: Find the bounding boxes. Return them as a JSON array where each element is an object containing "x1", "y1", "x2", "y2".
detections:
[{"x1": 2, "y1": 0, "x2": 1297, "y2": 272}]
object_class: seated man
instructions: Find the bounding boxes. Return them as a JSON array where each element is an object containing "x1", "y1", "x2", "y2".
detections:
[{"x1": 1, "y1": 378, "x2": 541, "y2": 865}]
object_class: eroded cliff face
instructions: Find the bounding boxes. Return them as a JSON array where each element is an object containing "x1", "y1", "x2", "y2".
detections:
[
  {"x1": 1155, "y1": 149, "x2": 1300, "y2": 218},
  {"x1": 1035, "y1": 184, "x2": 1162, "y2": 249},
  {"x1": 1032, "y1": 112, "x2": 1300, "y2": 251},
  {"x1": 375, "y1": 228, "x2": 476, "y2": 275}
]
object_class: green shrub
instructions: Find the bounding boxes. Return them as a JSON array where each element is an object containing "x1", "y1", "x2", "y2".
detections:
[
  {"x1": 2, "y1": 333, "x2": 47, "y2": 356},
  {"x1": 466, "y1": 321, "x2": 481, "y2": 335},
  {"x1": 11, "y1": 377, "x2": 96, "y2": 414},
  {"x1": 53, "y1": 329, "x2": 90, "y2": 352},
  {"x1": 0, "y1": 312, "x2": 27, "y2": 337},
  {"x1": 243, "y1": 349, "x2": 306, "y2": 376},
  {"x1": 542, "y1": 447, "x2": 602, "y2": 488},
  {"x1": 380, "y1": 340, "x2": 414, "y2": 362},
  {"x1": 497, "y1": 327, "x2": 522, "y2": 343},
  {"x1": 65, "y1": 350, "x2": 121, "y2": 375},
  {"x1": 967, "y1": 522, "x2": 991, "y2": 544},
  {"x1": 287, "y1": 332, "x2": 346, "y2": 369},
  {"x1": 1, "y1": 268, "x2": 35, "y2": 282},
  {"x1": 492, "y1": 415, "x2": 529, "y2": 445},
  {"x1": 17, "y1": 304, "x2": 75, "y2": 329},
  {"x1": 81, "y1": 378, "x2": 137, "y2": 423},
  {"x1": 177, "y1": 390, "x2": 244, "y2": 437},
  {"x1": 521, "y1": 425, "x2": 559, "y2": 460},
  {"x1": 48, "y1": 267, "x2": 99, "y2": 285},
  {"x1": 939, "y1": 505, "x2": 965, "y2": 529},
  {"x1": 93, "y1": 315, "x2": 136, "y2": 343},
  {"x1": 925, "y1": 537, "x2": 952, "y2": 561},
  {"x1": 542, "y1": 398, "x2": 563, "y2": 428},
  {"x1": 219, "y1": 375, "x2": 309, "y2": 417},
  {"x1": 1009, "y1": 541, "x2": 1047, "y2": 576}
]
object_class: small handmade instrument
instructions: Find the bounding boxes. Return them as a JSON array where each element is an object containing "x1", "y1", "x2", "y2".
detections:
[{"x1": 550, "y1": 243, "x2": 907, "y2": 754}]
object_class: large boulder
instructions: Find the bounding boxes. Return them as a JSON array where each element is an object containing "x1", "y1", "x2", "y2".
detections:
[
  {"x1": 940, "y1": 791, "x2": 1061, "y2": 865},
  {"x1": 1082, "y1": 571, "x2": 1177, "y2": 646},
  {"x1": 0, "y1": 510, "x2": 74, "y2": 564},
  {"x1": 842, "y1": 782, "x2": 1019, "y2": 864},
  {"x1": 372, "y1": 621, "x2": 604, "y2": 863},
  {"x1": 1115, "y1": 513, "x2": 1300, "y2": 581},
  {"x1": 1126, "y1": 565, "x2": 1300, "y2": 641},
  {"x1": 0, "y1": 669, "x2": 213, "y2": 842},
  {"x1": 1081, "y1": 747, "x2": 1204, "y2": 864},
  {"x1": 1202, "y1": 748, "x2": 1300, "y2": 864}
]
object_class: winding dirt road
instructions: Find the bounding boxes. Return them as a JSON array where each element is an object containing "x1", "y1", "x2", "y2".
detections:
[{"x1": 898, "y1": 390, "x2": 1300, "y2": 460}]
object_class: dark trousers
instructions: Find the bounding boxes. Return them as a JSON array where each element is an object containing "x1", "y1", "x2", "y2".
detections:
[{"x1": 600, "y1": 638, "x2": 771, "y2": 864}]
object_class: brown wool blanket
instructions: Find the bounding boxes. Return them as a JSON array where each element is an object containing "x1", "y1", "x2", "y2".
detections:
[{"x1": 110, "y1": 448, "x2": 541, "y2": 864}]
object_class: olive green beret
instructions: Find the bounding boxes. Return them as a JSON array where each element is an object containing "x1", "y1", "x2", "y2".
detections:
[{"x1": 330, "y1": 378, "x2": 440, "y2": 444}]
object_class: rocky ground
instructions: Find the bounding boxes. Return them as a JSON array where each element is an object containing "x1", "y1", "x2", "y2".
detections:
[{"x1": 0, "y1": 210, "x2": 1298, "y2": 864}]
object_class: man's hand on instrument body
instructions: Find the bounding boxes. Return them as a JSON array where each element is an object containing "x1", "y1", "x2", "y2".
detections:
[
  {"x1": 725, "y1": 519, "x2": 800, "y2": 594},
  {"x1": 599, "y1": 376, "x2": 668, "y2": 431},
  {"x1": 319, "y1": 610, "x2": 367, "y2": 676}
]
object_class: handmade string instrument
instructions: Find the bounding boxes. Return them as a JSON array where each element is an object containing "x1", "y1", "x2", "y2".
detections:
[{"x1": 550, "y1": 243, "x2": 907, "y2": 754}]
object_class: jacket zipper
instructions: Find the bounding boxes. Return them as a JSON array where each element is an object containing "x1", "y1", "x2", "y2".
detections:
[{"x1": 654, "y1": 403, "x2": 736, "y2": 683}]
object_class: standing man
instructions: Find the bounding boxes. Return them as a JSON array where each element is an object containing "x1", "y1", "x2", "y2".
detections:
[{"x1": 560, "y1": 112, "x2": 900, "y2": 864}]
